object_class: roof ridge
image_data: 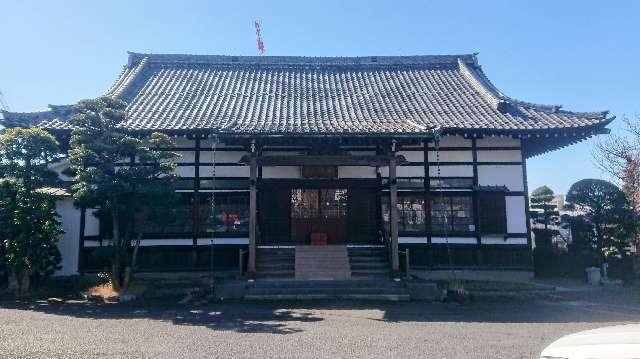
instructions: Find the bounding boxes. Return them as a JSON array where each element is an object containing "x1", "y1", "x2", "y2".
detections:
[
  {"x1": 127, "y1": 51, "x2": 478, "y2": 66},
  {"x1": 460, "y1": 60, "x2": 609, "y2": 119},
  {"x1": 457, "y1": 59, "x2": 508, "y2": 113},
  {"x1": 107, "y1": 56, "x2": 149, "y2": 99}
]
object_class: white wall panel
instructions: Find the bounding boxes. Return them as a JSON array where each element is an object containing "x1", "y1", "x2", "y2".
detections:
[
  {"x1": 399, "y1": 237, "x2": 428, "y2": 244},
  {"x1": 262, "y1": 166, "x2": 301, "y2": 178},
  {"x1": 379, "y1": 166, "x2": 424, "y2": 177},
  {"x1": 398, "y1": 150, "x2": 424, "y2": 162},
  {"x1": 200, "y1": 166, "x2": 249, "y2": 177},
  {"x1": 506, "y1": 196, "x2": 528, "y2": 233},
  {"x1": 477, "y1": 150, "x2": 522, "y2": 162},
  {"x1": 84, "y1": 209, "x2": 100, "y2": 236},
  {"x1": 427, "y1": 150, "x2": 473, "y2": 162},
  {"x1": 477, "y1": 165, "x2": 524, "y2": 191},
  {"x1": 428, "y1": 165, "x2": 474, "y2": 177},
  {"x1": 431, "y1": 237, "x2": 477, "y2": 244},
  {"x1": 476, "y1": 137, "x2": 521, "y2": 147},
  {"x1": 175, "y1": 151, "x2": 196, "y2": 163},
  {"x1": 49, "y1": 160, "x2": 74, "y2": 182},
  {"x1": 481, "y1": 237, "x2": 528, "y2": 245},
  {"x1": 428, "y1": 135, "x2": 472, "y2": 147},
  {"x1": 54, "y1": 199, "x2": 80, "y2": 276},
  {"x1": 197, "y1": 238, "x2": 249, "y2": 245},
  {"x1": 338, "y1": 166, "x2": 376, "y2": 178},
  {"x1": 175, "y1": 166, "x2": 195, "y2": 177},
  {"x1": 200, "y1": 151, "x2": 247, "y2": 163},
  {"x1": 173, "y1": 138, "x2": 196, "y2": 147}
]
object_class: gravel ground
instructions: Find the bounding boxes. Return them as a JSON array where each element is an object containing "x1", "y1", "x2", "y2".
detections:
[{"x1": 0, "y1": 288, "x2": 639, "y2": 359}]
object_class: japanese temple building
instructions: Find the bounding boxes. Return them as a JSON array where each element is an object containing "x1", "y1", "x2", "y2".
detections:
[{"x1": 1, "y1": 52, "x2": 612, "y2": 279}]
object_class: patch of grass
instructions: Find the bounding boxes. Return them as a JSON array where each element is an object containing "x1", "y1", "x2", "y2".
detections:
[{"x1": 0, "y1": 275, "x2": 106, "y2": 301}]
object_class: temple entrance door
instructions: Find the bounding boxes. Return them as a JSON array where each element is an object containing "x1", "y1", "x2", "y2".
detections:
[{"x1": 290, "y1": 188, "x2": 348, "y2": 244}]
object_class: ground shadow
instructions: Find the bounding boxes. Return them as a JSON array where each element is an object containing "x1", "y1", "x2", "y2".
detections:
[
  {"x1": 0, "y1": 297, "x2": 324, "y2": 335},
  {"x1": 1, "y1": 288, "x2": 639, "y2": 332}
]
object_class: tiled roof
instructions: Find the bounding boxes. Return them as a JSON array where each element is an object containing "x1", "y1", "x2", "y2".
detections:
[{"x1": 2, "y1": 52, "x2": 611, "y2": 136}]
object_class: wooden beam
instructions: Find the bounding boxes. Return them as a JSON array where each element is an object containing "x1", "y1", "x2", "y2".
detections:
[
  {"x1": 389, "y1": 155, "x2": 400, "y2": 272},
  {"x1": 239, "y1": 155, "x2": 407, "y2": 167},
  {"x1": 248, "y1": 154, "x2": 257, "y2": 273}
]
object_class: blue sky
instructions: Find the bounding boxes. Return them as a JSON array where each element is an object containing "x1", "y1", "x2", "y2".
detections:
[{"x1": 1, "y1": 0, "x2": 638, "y2": 195}]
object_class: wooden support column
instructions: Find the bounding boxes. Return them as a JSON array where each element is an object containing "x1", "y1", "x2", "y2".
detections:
[
  {"x1": 248, "y1": 145, "x2": 258, "y2": 274},
  {"x1": 389, "y1": 143, "x2": 400, "y2": 272},
  {"x1": 471, "y1": 137, "x2": 483, "y2": 266}
]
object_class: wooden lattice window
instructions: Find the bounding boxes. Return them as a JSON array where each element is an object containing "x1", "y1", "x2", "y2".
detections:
[{"x1": 478, "y1": 192, "x2": 507, "y2": 234}]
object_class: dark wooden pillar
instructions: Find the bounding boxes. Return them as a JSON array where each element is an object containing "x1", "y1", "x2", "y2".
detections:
[
  {"x1": 248, "y1": 148, "x2": 258, "y2": 273},
  {"x1": 471, "y1": 137, "x2": 483, "y2": 266},
  {"x1": 389, "y1": 143, "x2": 400, "y2": 272}
]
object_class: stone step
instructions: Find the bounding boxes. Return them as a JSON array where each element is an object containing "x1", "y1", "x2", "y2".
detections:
[
  {"x1": 350, "y1": 262, "x2": 389, "y2": 269},
  {"x1": 244, "y1": 278, "x2": 410, "y2": 301},
  {"x1": 245, "y1": 294, "x2": 404, "y2": 300},
  {"x1": 246, "y1": 287, "x2": 407, "y2": 296},
  {"x1": 295, "y1": 245, "x2": 351, "y2": 280}
]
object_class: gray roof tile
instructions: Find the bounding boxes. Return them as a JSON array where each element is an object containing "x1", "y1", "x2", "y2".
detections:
[{"x1": 2, "y1": 52, "x2": 611, "y2": 135}]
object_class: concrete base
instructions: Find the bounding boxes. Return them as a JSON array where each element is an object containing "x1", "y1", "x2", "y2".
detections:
[
  {"x1": 406, "y1": 282, "x2": 440, "y2": 301},
  {"x1": 213, "y1": 281, "x2": 247, "y2": 300},
  {"x1": 412, "y1": 269, "x2": 534, "y2": 283}
]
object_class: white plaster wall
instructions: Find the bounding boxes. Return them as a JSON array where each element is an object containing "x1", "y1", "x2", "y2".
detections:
[
  {"x1": 175, "y1": 151, "x2": 196, "y2": 163},
  {"x1": 397, "y1": 150, "x2": 424, "y2": 162},
  {"x1": 200, "y1": 166, "x2": 249, "y2": 177},
  {"x1": 476, "y1": 137, "x2": 521, "y2": 147},
  {"x1": 262, "y1": 166, "x2": 301, "y2": 178},
  {"x1": 427, "y1": 150, "x2": 473, "y2": 162},
  {"x1": 196, "y1": 238, "x2": 249, "y2": 245},
  {"x1": 54, "y1": 198, "x2": 80, "y2": 276},
  {"x1": 379, "y1": 166, "x2": 425, "y2": 177},
  {"x1": 200, "y1": 151, "x2": 247, "y2": 163},
  {"x1": 428, "y1": 165, "x2": 474, "y2": 177},
  {"x1": 506, "y1": 196, "x2": 528, "y2": 233},
  {"x1": 481, "y1": 236, "x2": 528, "y2": 245},
  {"x1": 137, "y1": 239, "x2": 192, "y2": 246},
  {"x1": 172, "y1": 137, "x2": 196, "y2": 147},
  {"x1": 175, "y1": 166, "x2": 195, "y2": 177},
  {"x1": 84, "y1": 209, "x2": 100, "y2": 236},
  {"x1": 431, "y1": 237, "x2": 477, "y2": 244},
  {"x1": 428, "y1": 135, "x2": 471, "y2": 147},
  {"x1": 477, "y1": 150, "x2": 522, "y2": 162},
  {"x1": 477, "y1": 165, "x2": 524, "y2": 191},
  {"x1": 48, "y1": 160, "x2": 74, "y2": 182},
  {"x1": 399, "y1": 237, "x2": 428, "y2": 244},
  {"x1": 338, "y1": 166, "x2": 376, "y2": 178}
]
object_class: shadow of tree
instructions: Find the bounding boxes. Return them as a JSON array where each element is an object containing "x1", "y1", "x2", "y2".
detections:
[
  {"x1": 1, "y1": 288, "x2": 639, "y2": 335},
  {"x1": 0, "y1": 298, "x2": 323, "y2": 335}
]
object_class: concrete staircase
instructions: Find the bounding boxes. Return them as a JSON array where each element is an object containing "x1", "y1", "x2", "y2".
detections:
[
  {"x1": 348, "y1": 246, "x2": 391, "y2": 278},
  {"x1": 295, "y1": 245, "x2": 351, "y2": 279},
  {"x1": 244, "y1": 278, "x2": 410, "y2": 301},
  {"x1": 255, "y1": 248, "x2": 295, "y2": 278}
]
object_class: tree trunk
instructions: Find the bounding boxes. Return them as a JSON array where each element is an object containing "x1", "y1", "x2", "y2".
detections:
[
  {"x1": 122, "y1": 233, "x2": 142, "y2": 291},
  {"x1": 19, "y1": 269, "x2": 31, "y2": 295},
  {"x1": 7, "y1": 268, "x2": 19, "y2": 293},
  {"x1": 111, "y1": 208, "x2": 122, "y2": 291}
]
